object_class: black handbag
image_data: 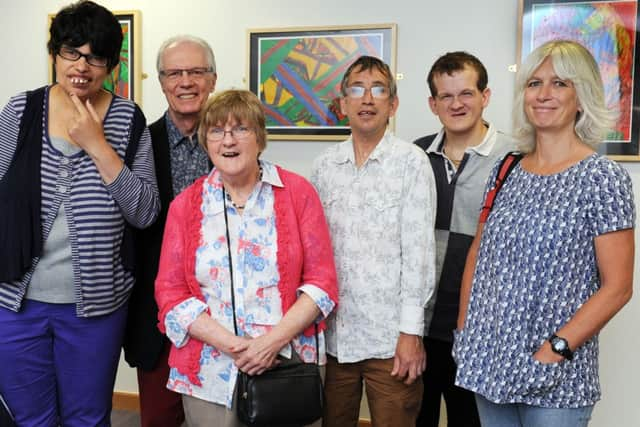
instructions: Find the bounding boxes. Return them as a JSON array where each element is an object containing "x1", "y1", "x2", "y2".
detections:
[
  {"x1": 222, "y1": 190, "x2": 324, "y2": 426},
  {"x1": 236, "y1": 362, "x2": 323, "y2": 426},
  {"x1": 0, "y1": 394, "x2": 16, "y2": 427}
]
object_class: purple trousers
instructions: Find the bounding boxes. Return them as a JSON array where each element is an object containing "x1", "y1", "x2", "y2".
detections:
[{"x1": 0, "y1": 300, "x2": 127, "y2": 427}]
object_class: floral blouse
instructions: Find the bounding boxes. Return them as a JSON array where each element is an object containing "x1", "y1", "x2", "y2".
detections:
[{"x1": 164, "y1": 161, "x2": 335, "y2": 407}]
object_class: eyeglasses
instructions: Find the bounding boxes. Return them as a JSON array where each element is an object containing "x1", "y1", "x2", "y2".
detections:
[
  {"x1": 345, "y1": 85, "x2": 390, "y2": 99},
  {"x1": 435, "y1": 90, "x2": 478, "y2": 104},
  {"x1": 159, "y1": 68, "x2": 214, "y2": 81},
  {"x1": 207, "y1": 126, "x2": 254, "y2": 142},
  {"x1": 58, "y1": 46, "x2": 109, "y2": 67}
]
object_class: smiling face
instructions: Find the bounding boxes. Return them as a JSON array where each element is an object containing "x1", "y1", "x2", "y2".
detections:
[
  {"x1": 206, "y1": 116, "x2": 261, "y2": 183},
  {"x1": 524, "y1": 58, "x2": 580, "y2": 136},
  {"x1": 428, "y1": 66, "x2": 490, "y2": 137},
  {"x1": 340, "y1": 67, "x2": 398, "y2": 141},
  {"x1": 159, "y1": 41, "x2": 216, "y2": 125},
  {"x1": 54, "y1": 43, "x2": 109, "y2": 101}
]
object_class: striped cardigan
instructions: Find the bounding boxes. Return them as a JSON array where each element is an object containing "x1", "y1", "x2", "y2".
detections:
[{"x1": 0, "y1": 87, "x2": 159, "y2": 317}]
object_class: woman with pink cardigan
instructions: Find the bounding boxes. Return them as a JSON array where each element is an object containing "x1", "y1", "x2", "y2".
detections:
[{"x1": 155, "y1": 89, "x2": 338, "y2": 427}]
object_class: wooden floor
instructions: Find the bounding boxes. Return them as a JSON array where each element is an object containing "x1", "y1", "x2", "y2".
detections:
[
  {"x1": 110, "y1": 409, "x2": 141, "y2": 427},
  {"x1": 110, "y1": 409, "x2": 374, "y2": 427}
]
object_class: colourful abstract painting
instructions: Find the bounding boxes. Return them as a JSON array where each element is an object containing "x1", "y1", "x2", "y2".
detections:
[
  {"x1": 249, "y1": 25, "x2": 396, "y2": 140},
  {"x1": 103, "y1": 20, "x2": 131, "y2": 99},
  {"x1": 521, "y1": 0, "x2": 640, "y2": 158}
]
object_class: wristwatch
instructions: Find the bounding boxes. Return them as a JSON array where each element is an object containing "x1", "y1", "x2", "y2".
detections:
[{"x1": 549, "y1": 334, "x2": 573, "y2": 360}]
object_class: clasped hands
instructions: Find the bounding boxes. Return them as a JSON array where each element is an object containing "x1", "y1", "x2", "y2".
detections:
[{"x1": 226, "y1": 333, "x2": 285, "y2": 376}]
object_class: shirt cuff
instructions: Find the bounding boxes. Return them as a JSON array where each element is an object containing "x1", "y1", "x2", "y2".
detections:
[
  {"x1": 298, "y1": 284, "x2": 335, "y2": 319},
  {"x1": 399, "y1": 305, "x2": 425, "y2": 336},
  {"x1": 105, "y1": 162, "x2": 132, "y2": 193},
  {"x1": 164, "y1": 297, "x2": 208, "y2": 348}
]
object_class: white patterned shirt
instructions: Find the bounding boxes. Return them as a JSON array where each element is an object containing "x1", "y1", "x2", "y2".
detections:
[{"x1": 311, "y1": 132, "x2": 437, "y2": 363}]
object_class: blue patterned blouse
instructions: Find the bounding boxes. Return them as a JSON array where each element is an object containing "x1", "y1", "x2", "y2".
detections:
[{"x1": 453, "y1": 153, "x2": 635, "y2": 408}]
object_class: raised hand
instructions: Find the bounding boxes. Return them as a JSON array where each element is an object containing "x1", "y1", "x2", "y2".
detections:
[
  {"x1": 67, "y1": 92, "x2": 107, "y2": 154},
  {"x1": 64, "y1": 92, "x2": 123, "y2": 183}
]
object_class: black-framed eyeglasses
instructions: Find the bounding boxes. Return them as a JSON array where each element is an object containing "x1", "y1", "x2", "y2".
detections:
[
  {"x1": 159, "y1": 68, "x2": 214, "y2": 81},
  {"x1": 207, "y1": 126, "x2": 254, "y2": 142},
  {"x1": 58, "y1": 46, "x2": 109, "y2": 68},
  {"x1": 345, "y1": 85, "x2": 390, "y2": 99}
]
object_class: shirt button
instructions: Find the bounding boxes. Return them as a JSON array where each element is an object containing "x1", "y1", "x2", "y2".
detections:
[
  {"x1": 60, "y1": 157, "x2": 70, "y2": 165},
  {"x1": 60, "y1": 170, "x2": 69, "y2": 178},
  {"x1": 57, "y1": 185, "x2": 67, "y2": 194}
]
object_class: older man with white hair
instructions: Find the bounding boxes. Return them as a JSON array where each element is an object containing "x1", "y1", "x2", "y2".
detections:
[{"x1": 123, "y1": 34, "x2": 216, "y2": 427}]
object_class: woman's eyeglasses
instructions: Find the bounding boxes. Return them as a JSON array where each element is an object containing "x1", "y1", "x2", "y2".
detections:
[
  {"x1": 207, "y1": 126, "x2": 254, "y2": 142},
  {"x1": 58, "y1": 46, "x2": 109, "y2": 67}
]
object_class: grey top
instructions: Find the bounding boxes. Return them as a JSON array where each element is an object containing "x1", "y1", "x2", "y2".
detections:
[{"x1": 26, "y1": 136, "x2": 81, "y2": 303}]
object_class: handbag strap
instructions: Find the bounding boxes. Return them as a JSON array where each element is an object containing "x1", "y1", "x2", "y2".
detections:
[
  {"x1": 478, "y1": 151, "x2": 523, "y2": 223},
  {"x1": 221, "y1": 188, "x2": 320, "y2": 364}
]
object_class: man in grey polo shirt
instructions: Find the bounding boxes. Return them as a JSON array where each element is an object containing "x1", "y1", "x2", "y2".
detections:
[{"x1": 413, "y1": 51, "x2": 516, "y2": 427}]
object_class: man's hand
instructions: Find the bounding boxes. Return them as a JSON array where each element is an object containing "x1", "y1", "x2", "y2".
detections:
[{"x1": 390, "y1": 333, "x2": 426, "y2": 385}]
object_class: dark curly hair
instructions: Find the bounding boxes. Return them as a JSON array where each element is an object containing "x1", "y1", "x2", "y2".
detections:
[{"x1": 48, "y1": 1, "x2": 123, "y2": 72}]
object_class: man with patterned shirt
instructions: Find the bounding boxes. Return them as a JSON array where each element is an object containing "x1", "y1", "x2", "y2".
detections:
[
  {"x1": 413, "y1": 51, "x2": 516, "y2": 427},
  {"x1": 311, "y1": 55, "x2": 436, "y2": 427},
  {"x1": 123, "y1": 35, "x2": 216, "y2": 427}
]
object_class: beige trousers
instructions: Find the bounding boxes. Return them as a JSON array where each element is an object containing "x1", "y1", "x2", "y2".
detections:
[{"x1": 183, "y1": 352, "x2": 324, "y2": 427}]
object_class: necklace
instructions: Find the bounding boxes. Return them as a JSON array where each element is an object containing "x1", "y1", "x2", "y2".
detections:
[
  {"x1": 225, "y1": 165, "x2": 263, "y2": 211},
  {"x1": 231, "y1": 200, "x2": 245, "y2": 210}
]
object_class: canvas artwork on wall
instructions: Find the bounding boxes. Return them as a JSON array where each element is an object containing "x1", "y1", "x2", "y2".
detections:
[
  {"x1": 248, "y1": 24, "x2": 397, "y2": 140},
  {"x1": 48, "y1": 10, "x2": 142, "y2": 106},
  {"x1": 519, "y1": 0, "x2": 640, "y2": 160}
]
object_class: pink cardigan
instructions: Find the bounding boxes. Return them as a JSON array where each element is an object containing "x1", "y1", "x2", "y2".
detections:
[{"x1": 155, "y1": 166, "x2": 338, "y2": 385}]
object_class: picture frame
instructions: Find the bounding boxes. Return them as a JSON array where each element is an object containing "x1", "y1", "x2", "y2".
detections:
[
  {"x1": 48, "y1": 10, "x2": 142, "y2": 106},
  {"x1": 518, "y1": 0, "x2": 640, "y2": 160},
  {"x1": 247, "y1": 24, "x2": 397, "y2": 141}
]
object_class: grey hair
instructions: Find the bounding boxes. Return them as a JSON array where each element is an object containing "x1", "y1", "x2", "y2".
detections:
[
  {"x1": 156, "y1": 35, "x2": 216, "y2": 74},
  {"x1": 513, "y1": 40, "x2": 616, "y2": 152}
]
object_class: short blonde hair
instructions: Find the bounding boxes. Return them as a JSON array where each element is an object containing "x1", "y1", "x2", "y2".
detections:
[
  {"x1": 198, "y1": 90, "x2": 267, "y2": 154},
  {"x1": 513, "y1": 40, "x2": 616, "y2": 152}
]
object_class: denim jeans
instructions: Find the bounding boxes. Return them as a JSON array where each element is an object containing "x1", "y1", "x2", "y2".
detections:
[{"x1": 475, "y1": 394, "x2": 593, "y2": 427}]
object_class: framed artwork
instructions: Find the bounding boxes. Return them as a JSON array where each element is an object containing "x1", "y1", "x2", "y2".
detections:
[
  {"x1": 48, "y1": 10, "x2": 142, "y2": 106},
  {"x1": 247, "y1": 24, "x2": 397, "y2": 140},
  {"x1": 519, "y1": 0, "x2": 640, "y2": 160}
]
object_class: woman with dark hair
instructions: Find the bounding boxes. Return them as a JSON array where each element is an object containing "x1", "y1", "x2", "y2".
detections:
[{"x1": 0, "y1": 1, "x2": 159, "y2": 425}]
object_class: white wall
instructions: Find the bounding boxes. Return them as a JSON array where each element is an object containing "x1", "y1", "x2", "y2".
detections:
[{"x1": 2, "y1": 1, "x2": 638, "y2": 425}]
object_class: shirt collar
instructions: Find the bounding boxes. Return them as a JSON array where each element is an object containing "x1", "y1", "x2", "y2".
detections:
[
  {"x1": 425, "y1": 121, "x2": 498, "y2": 157},
  {"x1": 206, "y1": 159, "x2": 282, "y2": 188},
  {"x1": 165, "y1": 111, "x2": 199, "y2": 149},
  {"x1": 332, "y1": 131, "x2": 394, "y2": 165},
  {"x1": 259, "y1": 160, "x2": 284, "y2": 188},
  {"x1": 202, "y1": 160, "x2": 283, "y2": 215}
]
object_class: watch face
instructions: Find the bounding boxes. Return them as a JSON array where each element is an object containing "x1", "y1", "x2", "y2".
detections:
[{"x1": 552, "y1": 337, "x2": 567, "y2": 352}]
